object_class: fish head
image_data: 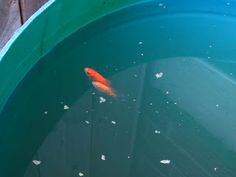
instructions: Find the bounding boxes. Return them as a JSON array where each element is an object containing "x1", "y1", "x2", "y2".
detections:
[{"x1": 84, "y1": 67, "x2": 93, "y2": 77}]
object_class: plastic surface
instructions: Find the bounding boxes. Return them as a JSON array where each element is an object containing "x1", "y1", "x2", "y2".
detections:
[{"x1": 1, "y1": 0, "x2": 236, "y2": 177}]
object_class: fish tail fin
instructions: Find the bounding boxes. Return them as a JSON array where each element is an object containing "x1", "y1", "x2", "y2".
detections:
[
  {"x1": 110, "y1": 87, "x2": 118, "y2": 97},
  {"x1": 105, "y1": 79, "x2": 111, "y2": 86}
]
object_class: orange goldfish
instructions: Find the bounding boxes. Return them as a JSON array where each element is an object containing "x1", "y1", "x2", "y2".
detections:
[
  {"x1": 92, "y1": 81, "x2": 117, "y2": 97},
  {"x1": 84, "y1": 67, "x2": 110, "y2": 86}
]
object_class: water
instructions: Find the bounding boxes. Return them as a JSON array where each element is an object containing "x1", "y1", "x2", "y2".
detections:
[{"x1": 1, "y1": 1, "x2": 236, "y2": 177}]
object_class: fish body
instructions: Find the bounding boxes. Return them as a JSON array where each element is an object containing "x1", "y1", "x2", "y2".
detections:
[
  {"x1": 92, "y1": 81, "x2": 117, "y2": 97},
  {"x1": 84, "y1": 67, "x2": 110, "y2": 86}
]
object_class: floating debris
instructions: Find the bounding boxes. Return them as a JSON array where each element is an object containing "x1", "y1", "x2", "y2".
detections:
[
  {"x1": 60, "y1": 101, "x2": 64, "y2": 104},
  {"x1": 215, "y1": 104, "x2": 219, "y2": 108},
  {"x1": 138, "y1": 41, "x2": 143, "y2": 45},
  {"x1": 140, "y1": 53, "x2": 144, "y2": 56},
  {"x1": 226, "y1": 2, "x2": 230, "y2": 6},
  {"x1": 174, "y1": 102, "x2": 177, "y2": 105},
  {"x1": 149, "y1": 102, "x2": 153, "y2": 106},
  {"x1": 155, "y1": 72, "x2": 163, "y2": 79},
  {"x1": 128, "y1": 156, "x2": 131, "y2": 159},
  {"x1": 44, "y1": 111, "x2": 48, "y2": 115},
  {"x1": 209, "y1": 44, "x2": 213, "y2": 48},
  {"x1": 99, "y1": 97, "x2": 106, "y2": 103},
  {"x1": 85, "y1": 120, "x2": 90, "y2": 124},
  {"x1": 32, "y1": 160, "x2": 41, "y2": 166},
  {"x1": 64, "y1": 105, "x2": 69, "y2": 110},
  {"x1": 214, "y1": 167, "x2": 218, "y2": 171},
  {"x1": 155, "y1": 130, "x2": 161, "y2": 134},
  {"x1": 92, "y1": 92, "x2": 96, "y2": 95},
  {"x1": 158, "y1": 2, "x2": 164, "y2": 7},
  {"x1": 111, "y1": 121, "x2": 116, "y2": 125},
  {"x1": 78, "y1": 172, "x2": 84, "y2": 176},
  {"x1": 160, "y1": 160, "x2": 171, "y2": 164},
  {"x1": 133, "y1": 98, "x2": 137, "y2": 102},
  {"x1": 134, "y1": 74, "x2": 138, "y2": 78},
  {"x1": 101, "y1": 154, "x2": 106, "y2": 160},
  {"x1": 165, "y1": 91, "x2": 169, "y2": 95}
]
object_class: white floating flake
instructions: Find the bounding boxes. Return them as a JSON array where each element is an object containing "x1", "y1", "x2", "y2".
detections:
[
  {"x1": 165, "y1": 91, "x2": 169, "y2": 95},
  {"x1": 128, "y1": 156, "x2": 131, "y2": 159},
  {"x1": 64, "y1": 105, "x2": 69, "y2": 110},
  {"x1": 160, "y1": 160, "x2": 171, "y2": 164},
  {"x1": 155, "y1": 72, "x2": 163, "y2": 79},
  {"x1": 158, "y1": 2, "x2": 164, "y2": 6},
  {"x1": 32, "y1": 160, "x2": 41, "y2": 165},
  {"x1": 111, "y1": 121, "x2": 116, "y2": 125},
  {"x1": 99, "y1": 97, "x2": 106, "y2": 103},
  {"x1": 155, "y1": 130, "x2": 161, "y2": 134},
  {"x1": 78, "y1": 172, "x2": 84, "y2": 176},
  {"x1": 60, "y1": 101, "x2": 64, "y2": 104},
  {"x1": 138, "y1": 41, "x2": 143, "y2": 45},
  {"x1": 149, "y1": 102, "x2": 153, "y2": 106},
  {"x1": 166, "y1": 101, "x2": 169, "y2": 104},
  {"x1": 207, "y1": 56, "x2": 211, "y2": 59},
  {"x1": 174, "y1": 102, "x2": 177, "y2": 105},
  {"x1": 85, "y1": 120, "x2": 90, "y2": 124},
  {"x1": 216, "y1": 104, "x2": 219, "y2": 108},
  {"x1": 44, "y1": 111, "x2": 48, "y2": 115},
  {"x1": 209, "y1": 44, "x2": 213, "y2": 48},
  {"x1": 140, "y1": 53, "x2": 144, "y2": 56},
  {"x1": 92, "y1": 92, "x2": 96, "y2": 95},
  {"x1": 226, "y1": 2, "x2": 230, "y2": 6},
  {"x1": 214, "y1": 167, "x2": 218, "y2": 171},
  {"x1": 133, "y1": 98, "x2": 137, "y2": 102},
  {"x1": 101, "y1": 154, "x2": 106, "y2": 160},
  {"x1": 134, "y1": 74, "x2": 138, "y2": 78},
  {"x1": 230, "y1": 73, "x2": 233, "y2": 75}
]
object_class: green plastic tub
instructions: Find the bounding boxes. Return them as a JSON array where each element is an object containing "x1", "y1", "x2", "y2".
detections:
[{"x1": 1, "y1": 0, "x2": 236, "y2": 176}]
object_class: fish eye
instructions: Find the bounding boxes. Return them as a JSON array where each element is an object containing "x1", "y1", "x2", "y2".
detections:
[{"x1": 86, "y1": 70, "x2": 91, "y2": 75}]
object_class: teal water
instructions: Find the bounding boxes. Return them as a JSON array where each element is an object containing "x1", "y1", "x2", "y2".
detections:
[{"x1": 1, "y1": 1, "x2": 236, "y2": 177}]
